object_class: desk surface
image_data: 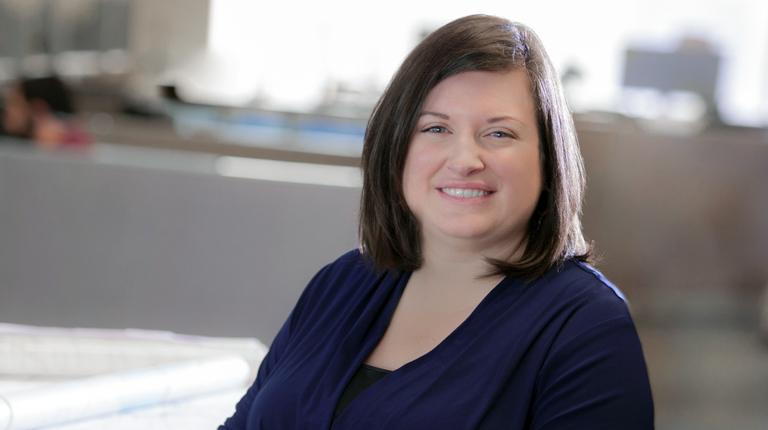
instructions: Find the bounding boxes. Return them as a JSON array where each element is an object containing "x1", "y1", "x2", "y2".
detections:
[{"x1": 0, "y1": 378, "x2": 244, "y2": 430}]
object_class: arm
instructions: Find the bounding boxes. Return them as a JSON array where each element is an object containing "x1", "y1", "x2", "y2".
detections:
[
  {"x1": 217, "y1": 260, "x2": 330, "y2": 430},
  {"x1": 217, "y1": 311, "x2": 294, "y2": 430},
  {"x1": 530, "y1": 314, "x2": 654, "y2": 430},
  {"x1": 217, "y1": 250, "x2": 371, "y2": 429}
]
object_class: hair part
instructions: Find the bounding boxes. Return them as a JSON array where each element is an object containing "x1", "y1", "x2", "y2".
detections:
[{"x1": 359, "y1": 14, "x2": 593, "y2": 280}]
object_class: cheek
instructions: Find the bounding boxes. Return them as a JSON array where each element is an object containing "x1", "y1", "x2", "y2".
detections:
[
  {"x1": 526, "y1": 157, "x2": 544, "y2": 210},
  {"x1": 499, "y1": 148, "x2": 543, "y2": 208},
  {"x1": 530, "y1": 157, "x2": 544, "y2": 195},
  {"x1": 2, "y1": 106, "x2": 28, "y2": 133},
  {"x1": 401, "y1": 144, "x2": 436, "y2": 214},
  {"x1": 401, "y1": 150, "x2": 421, "y2": 208}
]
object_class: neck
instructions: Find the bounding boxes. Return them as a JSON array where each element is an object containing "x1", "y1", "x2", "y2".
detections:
[
  {"x1": 412, "y1": 237, "x2": 513, "y2": 296},
  {"x1": 418, "y1": 228, "x2": 526, "y2": 274}
]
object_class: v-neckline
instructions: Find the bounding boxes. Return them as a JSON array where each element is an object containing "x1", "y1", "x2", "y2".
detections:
[
  {"x1": 332, "y1": 271, "x2": 525, "y2": 422},
  {"x1": 375, "y1": 273, "x2": 520, "y2": 372}
]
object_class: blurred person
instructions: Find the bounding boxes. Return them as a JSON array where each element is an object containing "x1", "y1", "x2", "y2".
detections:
[
  {"x1": 220, "y1": 15, "x2": 653, "y2": 430},
  {"x1": 1, "y1": 76, "x2": 92, "y2": 148}
]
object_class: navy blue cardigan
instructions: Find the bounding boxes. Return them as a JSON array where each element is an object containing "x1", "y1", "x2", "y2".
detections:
[{"x1": 220, "y1": 250, "x2": 654, "y2": 429}]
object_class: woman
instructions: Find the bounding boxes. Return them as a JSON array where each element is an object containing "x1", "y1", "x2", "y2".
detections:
[
  {"x1": 1, "y1": 76, "x2": 92, "y2": 148},
  {"x1": 220, "y1": 15, "x2": 653, "y2": 429}
]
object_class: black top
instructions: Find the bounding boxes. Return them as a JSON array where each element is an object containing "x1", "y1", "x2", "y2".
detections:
[{"x1": 332, "y1": 364, "x2": 391, "y2": 423}]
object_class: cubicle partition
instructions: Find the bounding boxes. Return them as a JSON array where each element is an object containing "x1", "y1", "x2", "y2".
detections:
[{"x1": 0, "y1": 144, "x2": 361, "y2": 344}]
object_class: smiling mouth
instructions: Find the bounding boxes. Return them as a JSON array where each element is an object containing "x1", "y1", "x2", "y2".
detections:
[{"x1": 440, "y1": 188, "x2": 492, "y2": 198}]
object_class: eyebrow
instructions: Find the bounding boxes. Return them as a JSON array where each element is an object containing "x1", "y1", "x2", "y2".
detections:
[
  {"x1": 419, "y1": 111, "x2": 524, "y2": 125},
  {"x1": 487, "y1": 116, "x2": 522, "y2": 125},
  {"x1": 419, "y1": 111, "x2": 449, "y2": 120}
]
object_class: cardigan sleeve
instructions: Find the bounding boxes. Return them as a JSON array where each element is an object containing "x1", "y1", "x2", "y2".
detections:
[
  {"x1": 217, "y1": 260, "x2": 332, "y2": 430},
  {"x1": 217, "y1": 306, "x2": 295, "y2": 430},
  {"x1": 529, "y1": 311, "x2": 655, "y2": 430}
]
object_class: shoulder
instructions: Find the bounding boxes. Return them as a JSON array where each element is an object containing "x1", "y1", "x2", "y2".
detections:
[
  {"x1": 528, "y1": 262, "x2": 654, "y2": 428},
  {"x1": 541, "y1": 259, "x2": 628, "y2": 311},
  {"x1": 565, "y1": 260, "x2": 627, "y2": 302},
  {"x1": 302, "y1": 249, "x2": 381, "y2": 298},
  {"x1": 288, "y1": 249, "x2": 394, "y2": 329},
  {"x1": 530, "y1": 260, "x2": 635, "y2": 340},
  {"x1": 315, "y1": 249, "x2": 374, "y2": 277}
]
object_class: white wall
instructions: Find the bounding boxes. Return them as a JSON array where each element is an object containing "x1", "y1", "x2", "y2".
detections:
[{"x1": 202, "y1": 0, "x2": 768, "y2": 125}]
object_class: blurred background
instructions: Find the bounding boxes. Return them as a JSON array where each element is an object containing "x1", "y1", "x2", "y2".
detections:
[{"x1": 0, "y1": 0, "x2": 767, "y2": 429}]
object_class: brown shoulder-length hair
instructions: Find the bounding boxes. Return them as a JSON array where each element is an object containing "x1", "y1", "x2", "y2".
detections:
[{"x1": 359, "y1": 14, "x2": 593, "y2": 280}]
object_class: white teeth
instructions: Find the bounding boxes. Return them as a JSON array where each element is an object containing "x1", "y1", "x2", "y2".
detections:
[{"x1": 440, "y1": 188, "x2": 490, "y2": 198}]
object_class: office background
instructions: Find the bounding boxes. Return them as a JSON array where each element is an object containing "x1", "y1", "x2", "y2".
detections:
[{"x1": 1, "y1": 1, "x2": 767, "y2": 428}]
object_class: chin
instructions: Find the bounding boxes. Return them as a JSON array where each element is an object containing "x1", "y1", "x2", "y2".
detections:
[
  {"x1": 434, "y1": 223, "x2": 502, "y2": 243},
  {"x1": 432, "y1": 217, "x2": 529, "y2": 250}
]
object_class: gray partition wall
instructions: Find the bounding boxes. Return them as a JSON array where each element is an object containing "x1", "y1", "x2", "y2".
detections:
[
  {"x1": 4, "y1": 124, "x2": 768, "y2": 346},
  {"x1": 0, "y1": 145, "x2": 361, "y2": 344}
]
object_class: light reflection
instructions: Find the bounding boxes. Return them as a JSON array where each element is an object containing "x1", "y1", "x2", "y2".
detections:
[{"x1": 215, "y1": 156, "x2": 362, "y2": 188}]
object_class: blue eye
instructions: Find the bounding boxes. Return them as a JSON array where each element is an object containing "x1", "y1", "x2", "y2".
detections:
[
  {"x1": 489, "y1": 131, "x2": 515, "y2": 139},
  {"x1": 422, "y1": 126, "x2": 447, "y2": 133}
]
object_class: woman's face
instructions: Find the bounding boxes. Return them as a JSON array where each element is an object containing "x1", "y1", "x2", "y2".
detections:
[
  {"x1": 402, "y1": 69, "x2": 542, "y2": 257},
  {"x1": 2, "y1": 86, "x2": 32, "y2": 137}
]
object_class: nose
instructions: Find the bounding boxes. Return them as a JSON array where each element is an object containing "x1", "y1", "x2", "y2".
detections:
[{"x1": 446, "y1": 133, "x2": 485, "y2": 177}]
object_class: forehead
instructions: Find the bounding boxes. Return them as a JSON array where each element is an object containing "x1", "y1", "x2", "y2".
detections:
[{"x1": 421, "y1": 70, "x2": 536, "y2": 120}]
